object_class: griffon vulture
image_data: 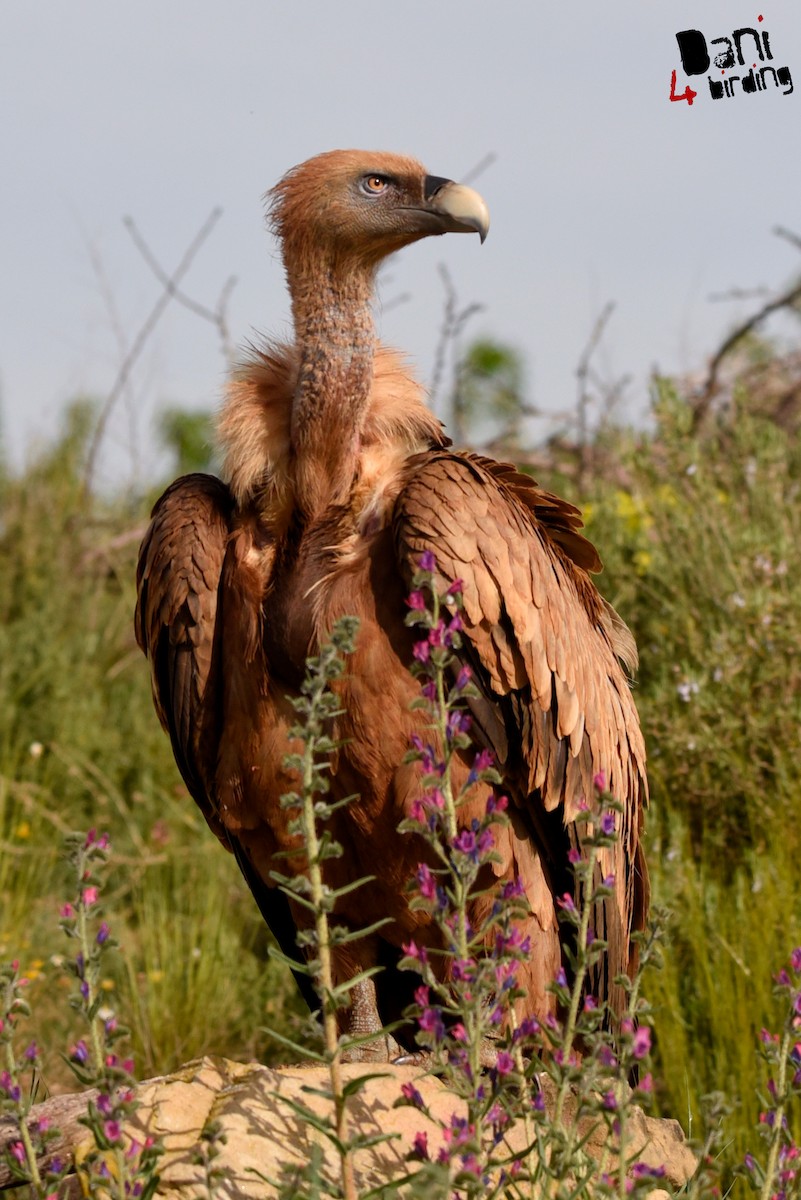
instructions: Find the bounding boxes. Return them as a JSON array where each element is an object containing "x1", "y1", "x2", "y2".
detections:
[{"x1": 135, "y1": 150, "x2": 648, "y2": 1052}]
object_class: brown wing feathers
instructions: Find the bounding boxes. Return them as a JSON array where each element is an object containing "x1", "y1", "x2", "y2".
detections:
[
  {"x1": 135, "y1": 473, "x2": 233, "y2": 836},
  {"x1": 395, "y1": 451, "x2": 648, "y2": 990}
]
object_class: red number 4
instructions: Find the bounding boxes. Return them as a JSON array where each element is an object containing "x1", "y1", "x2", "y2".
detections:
[{"x1": 670, "y1": 69, "x2": 698, "y2": 105}]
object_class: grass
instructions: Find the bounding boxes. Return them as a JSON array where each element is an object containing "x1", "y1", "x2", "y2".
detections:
[{"x1": 1, "y1": 383, "x2": 800, "y2": 1171}]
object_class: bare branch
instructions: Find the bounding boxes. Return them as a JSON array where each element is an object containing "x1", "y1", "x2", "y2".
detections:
[
  {"x1": 694, "y1": 273, "x2": 801, "y2": 429},
  {"x1": 575, "y1": 301, "x2": 615, "y2": 487},
  {"x1": 123, "y1": 214, "x2": 237, "y2": 364},
  {"x1": 708, "y1": 286, "x2": 771, "y2": 303},
  {"x1": 82, "y1": 207, "x2": 223, "y2": 498},
  {"x1": 84, "y1": 236, "x2": 142, "y2": 479},
  {"x1": 774, "y1": 225, "x2": 801, "y2": 253},
  {"x1": 461, "y1": 151, "x2": 497, "y2": 185},
  {"x1": 428, "y1": 264, "x2": 483, "y2": 432}
]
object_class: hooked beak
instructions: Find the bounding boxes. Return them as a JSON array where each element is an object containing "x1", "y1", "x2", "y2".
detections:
[{"x1": 423, "y1": 175, "x2": 490, "y2": 243}]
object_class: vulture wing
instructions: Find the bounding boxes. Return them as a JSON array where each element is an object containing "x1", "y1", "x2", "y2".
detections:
[
  {"x1": 135, "y1": 473, "x2": 233, "y2": 840},
  {"x1": 394, "y1": 451, "x2": 648, "y2": 1003},
  {"x1": 135, "y1": 473, "x2": 319, "y2": 1011}
]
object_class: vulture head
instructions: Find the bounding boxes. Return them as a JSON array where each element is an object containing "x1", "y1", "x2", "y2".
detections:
[{"x1": 269, "y1": 149, "x2": 490, "y2": 272}]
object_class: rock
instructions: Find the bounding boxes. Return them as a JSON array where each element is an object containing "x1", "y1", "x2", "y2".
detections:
[{"x1": 0, "y1": 1056, "x2": 697, "y2": 1196}]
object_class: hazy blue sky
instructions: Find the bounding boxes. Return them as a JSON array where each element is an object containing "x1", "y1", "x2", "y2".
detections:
[{"x1": 3, "y1": 2, "x2": 800, "y2": 485}]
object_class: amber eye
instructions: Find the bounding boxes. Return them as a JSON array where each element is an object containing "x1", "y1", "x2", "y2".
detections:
[{"x1": 361, "y1": 174, "x2": 389, "y2": 195}]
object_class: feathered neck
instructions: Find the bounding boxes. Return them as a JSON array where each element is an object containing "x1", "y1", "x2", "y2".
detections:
[{"x1": 285, "y1": 251, "x2": 377, "y2": 517}]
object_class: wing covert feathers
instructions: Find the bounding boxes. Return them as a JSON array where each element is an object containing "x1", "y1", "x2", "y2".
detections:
[
  {"x1": 135, "y1": 473, "x2": 233, "y2": 835},
  {"x1": 394, "y1": 451, "x2": 648, "y2": 990}
]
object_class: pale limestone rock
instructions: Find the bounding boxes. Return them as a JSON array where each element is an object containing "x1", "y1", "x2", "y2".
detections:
[{"x1": 78, "y1": 1056, "x2": 697, "y2": 1197}]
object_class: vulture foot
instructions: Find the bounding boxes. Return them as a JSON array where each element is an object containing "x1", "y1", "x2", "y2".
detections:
[{"x1": 339, "y1": 976, "x2": 403, "y2": 1062}]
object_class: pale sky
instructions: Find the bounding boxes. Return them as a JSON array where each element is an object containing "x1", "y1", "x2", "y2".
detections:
[{"x1": 2, "y1": 2, "x2": 800, "y2": 486}]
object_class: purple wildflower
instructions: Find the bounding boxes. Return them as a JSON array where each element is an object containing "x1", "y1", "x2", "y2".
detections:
[
  {"x1": 487, "y1": 792, "x2": 508, "y2": 814},
  {"x1": 416, "y1": 863, "x2": 437, "y2": 901},
  {"x1": 600, "y1": 811, "x2": 616, "y2": 836},
  {"x1": 593, "y1": 771, "x2": 607, "y2": 791},
  {"x1": 419, "y1": 550, "x2": 437, "y2": 573},
  {"x1": 632, "y1": 1025, "x2": 652, "y2": 1059},
  {"x1": 71, "y1": 1039, "x2": 89, "y2": 1065},
  {"x1": 9, "y1": 1142, "x2": 25, "y2": 1165},
  {"x1": 453, "y1": 829, "x2": 477, "y2": 859},
  {"x1": 495, "y1": 1051, "x2": 515, "y2": 1076},
  {"x1": 596, "y1": 1044, "x2": 618, "y2": 1069},
  {"x1": 413, "y1": 640, "x2": 431, "y2": 664},
  {"x1": 419, "y1": 1006, "x2": 445, "y2": 1040},
  {"x1": 401, "y1": 1081, "x2": 424, "y2": 1108},
  {"x1": 103, "y1": 1120, "x2": 122, "y2": 1143},
  {"x1": 411, "y1": 1130, "x2": 429, "y2": 1160},
  {"x1": 630, "y1": 1163, "x2": 666, "y2": 1180},
  {"x1": 402, "y1": 940, "x2": 428, "y2": 964},
  {"x1": 406, "y1": 591, "x2": 426, "y2": 611},
  {"x1": 517, "y1": 1016, "x2": 540, "y2": 1039},
  {"x1": 455, "y1": 665, "x2": 472, "y2": 690},
  {"x1": 502, "y1": 878, "x2": 525, "y2": 901}
]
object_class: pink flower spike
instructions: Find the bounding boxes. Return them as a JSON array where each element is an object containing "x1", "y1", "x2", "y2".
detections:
[
  {"x1": 632, "y1": 1025, "x2": 652, "y2": 1059},
  {"x1": 10, "y1": 1142, "x2": 25, "y2": 1165},
  {"x1": 103, "y1": 1120, "x2": 122, "y2": 1143},
  {"x1": 82, "y1": 886, "x2": 99, "y2": 907},
  {"x1": 495, "y1": 1051, "x2": 515, "y2": 1076},
  {"x1": 446, "y1": 578, "x2": 464, "y2": 597},
  {"x1": 411, "y1": 1130, "x2": 429, "y2": 1160},
  {"x1": 412, "y1": 640, "x2": 431, "y2": 664},
  {"x1": 59, "y1": 903, "x2": 75, "y2": 919},
  {"x1": 593, "y1": 771, "x2": 607, "y2": 792},
  {"x1": 406, "y1": 591, "x2": 426, "y2": 611}
]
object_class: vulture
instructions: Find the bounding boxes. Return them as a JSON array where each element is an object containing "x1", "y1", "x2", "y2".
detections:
[{"x1": 135, "y1": 150, "x2": 648, "y2": 1055}]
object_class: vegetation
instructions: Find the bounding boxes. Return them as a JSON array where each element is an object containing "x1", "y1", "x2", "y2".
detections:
[{"x1": 1, "y1": 331, "x2": 801, "y2": 1188}]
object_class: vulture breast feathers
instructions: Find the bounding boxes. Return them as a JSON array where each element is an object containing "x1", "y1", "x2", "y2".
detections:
[{"x1": 135, "y1": 149, "x2": 648, "y2": 1046}]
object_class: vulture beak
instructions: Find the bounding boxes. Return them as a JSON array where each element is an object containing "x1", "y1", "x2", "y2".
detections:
[{"x1": 423, "y1": 176, "x2": 490, "y2": 243}]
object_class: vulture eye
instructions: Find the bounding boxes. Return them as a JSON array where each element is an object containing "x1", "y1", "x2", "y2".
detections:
[{"x1": 361, "y1": 174, "x2": 390, "y2": 195}]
